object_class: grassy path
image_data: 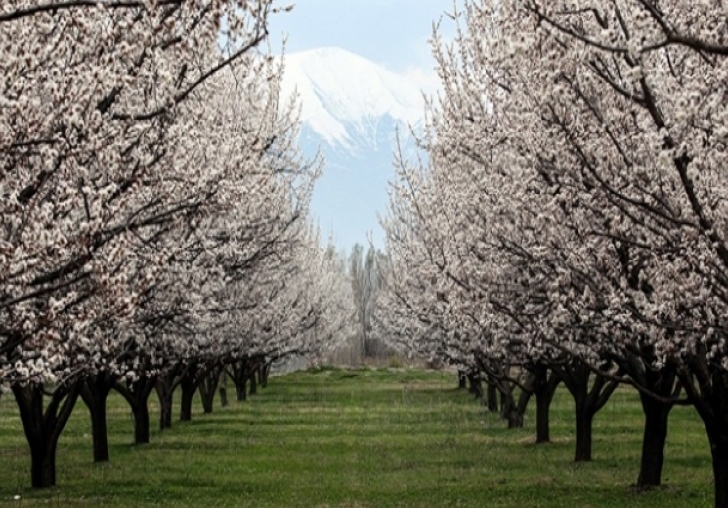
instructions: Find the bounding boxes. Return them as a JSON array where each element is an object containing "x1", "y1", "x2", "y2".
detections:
[{"x1": 0, "y1": 368, "x2": 714, "y2": 507}]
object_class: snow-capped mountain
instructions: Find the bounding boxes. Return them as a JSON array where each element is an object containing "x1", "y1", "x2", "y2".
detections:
[
  {"x1": 281, "y1": 47, "x2": 425, "y2": 154},
  {"x1": 280, "y1": 47, "x2": 428, "y2": 251}
]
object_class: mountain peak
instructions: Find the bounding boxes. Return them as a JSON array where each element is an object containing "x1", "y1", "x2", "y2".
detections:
[{"x1": 280, "y1": 46, "x2": 425, "y2": 149}]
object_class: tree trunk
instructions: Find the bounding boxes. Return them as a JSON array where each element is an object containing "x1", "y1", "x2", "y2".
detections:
[
  {"x1": 80, "y1": 373, "x2": 115, "y2": 462},
  {"x1": 674, "y1": 356, "x2": 728, "y2": 508},
  {"x1": 180, "y1": 372, "x2": 196, "y2": 422},
  {"x1": 637, "y1": 392, "x2": 672, "y2": 487},
  {"x1": 556, "y1": 360, "x2": 619, "y2": 463},
  {"x1": 486, "y1": 382, "x2": 498, "y2": 413},
  {"x1": 533, "y1": 365, "x2": 560, "y2": 444},
  {"x1": 30, "y1": 439, "x2": 56, "y2": 489},
  {"x1": 467, "y1": 374, "x2": 483, "y2": 399},
  {"x1": 457, "y1": 371, "x2": 467, "y2": 389},
  {"x1": 114, "y1": 376, "x2": 156, "y2": 445},
  {"x1": 261, "y1": 362, "x2": 271, "y2": 388},
  {"x1": 535, "y1": 389, "x2": 551, "y2": 444},
  {"x1": 511, "y1": 373, "x2": 536, "y2": 430},
  {"x1": 12, "y1": 382, "x2": 80, "y2": 488},
  {"x1": 155, "y1": 374, "x2": 177, "y2": 431},
  {"x1": 574, "y1": 399, "x2": 593, "y2": 462},
  {"x1": 199, "y1": 369, "x2": 220, "y2": 414},
  {"x1": 248, "y1": 368, "x2": 257, "y2": 396},
  {"x1": 231, "y1": 359, "x2": 248, "y2": 401},
  {"x1": 256, "y1": 363, "x2": 264, "y2": 389},
  {"x1": 236, "y1": 377, "x2": 247, "y2": 401},
  {"x1": 709, "y1": 432, "x2": 728, "y2": 508},
  {"x1": 219, "y1": 372, "x2": 228, "y2": 408},
  {"x1": 132, "y1": 399, "x2": 150, "y2": 444},
  {"x1": 501, "y1": 388, "x2": 524, "y2": 429}
]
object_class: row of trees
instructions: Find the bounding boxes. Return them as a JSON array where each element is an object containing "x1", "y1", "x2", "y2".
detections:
[
  {"x1": 1, "y1": 0, "x2": 353, "y2": 488},
  {"x1": 376, "y1": 2, "x2": 728, "y2": 507}
]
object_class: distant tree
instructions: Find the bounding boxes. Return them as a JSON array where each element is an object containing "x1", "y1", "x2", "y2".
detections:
[{"x1": 349, "y1": 244, "x2": 386, "y2": 358}]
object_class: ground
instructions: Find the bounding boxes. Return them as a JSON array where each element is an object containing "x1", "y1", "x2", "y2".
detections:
[{"x1": 0, "y1": 368, "x2": 714, "y2": 507}]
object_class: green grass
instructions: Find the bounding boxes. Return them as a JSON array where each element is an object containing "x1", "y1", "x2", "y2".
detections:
[{"x1": 0, "y1": 368, "x2": 714, "y2": 507}]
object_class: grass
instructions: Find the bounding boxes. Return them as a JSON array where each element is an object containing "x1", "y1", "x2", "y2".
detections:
[{"x1": 0, "y1": 367, "x2": 714, "y2": 507}]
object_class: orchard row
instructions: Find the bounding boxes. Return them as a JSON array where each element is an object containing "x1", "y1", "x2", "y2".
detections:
[
  {"x1": 0, "y1": 0, "x2": 354, "y2": 489},
  {"x1": 376, "y1": 3, "x2": 728, "y2": 508}
]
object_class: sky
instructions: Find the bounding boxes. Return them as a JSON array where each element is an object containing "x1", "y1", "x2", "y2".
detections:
[
  {"x1": 268, "y1": 1, "x2": 454, "y2": 93},
  {"x1": 266, "y1": 1, "x2": 457, "y2": 252}
]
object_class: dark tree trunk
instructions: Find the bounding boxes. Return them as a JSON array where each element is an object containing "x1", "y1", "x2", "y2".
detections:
[
  {"x1": 256, "y1": 363, "x2": 264, "y2": 388},
  {"x1": 260, "y1": 362, "x2": 271, "y2": 388},
  {"x1": 500, "y1": 388, "x2": 524, "y2": 429},
  {"x1": 114, "y1": 376, "x2": 156, "y2": 445},
  {"x1": 625, "y1": 361, "x2": 679, "y2": 488},
  {"x1": 155, "y1": 369, "x2": 181, "y2": 431},
  {"x1": 486, "y1": 382, "x2": 498, "y2": 413},
  {"x1": 248, "y1": 368, "x2": 257, "y2": 395},
  {"x1": 231, "y1": 359, "x2": 248, "y2": 401},
  {"x1": 533, "y1": 365, "x2": 560, "y2": 444},
  {"x1": 556, "y1": 359, "x2": 619, "y2": 463},
  {"x1": 80, "y1": 372, "x2": 116, "y2": 462},
  {"x1": 678, "y1": 364, "x2": 728, "y2": 508},
  {"x1": 199, "y1": 368, "x2": 220, "y2": 414},
  {"x1": 13, "y1": 381, "x2": 81, "y2": 488},
  {"x1": 236, "y1": 377, "x2": 247, "y2": 401},
  {"x1": 709, "y1": 432, "x2": 728, "y2": 508},
  {"x1": 574, "y1": 403, "x2": 593, "y2": 462},
  {"x1": 467, "y1": 373, "x2": 483, "y2": 399},
  {"x1": 511, "y1": 372, "x2": 537, "y2": 430},
  {"x1": 180, "y1": 372, "x2": 196, "y2": 422},
  {"x1": 158, "y1": 388, "x2": 173, "y2": 430},
  {"x1": 457, "y1": 371, "x2": 467, "y2": 389},
  {"x1": 132, "y1": 400, "x2": 150, "y2": 444},
  {"x1": 219, "y1": 371, "x2": 228, "y2": 408},
  {"x1": 637, "y1": 392, "x2": 671, "y2": 487},
  {"x1": 535, "y1": 388, "x2": 552, "y2": 444}
]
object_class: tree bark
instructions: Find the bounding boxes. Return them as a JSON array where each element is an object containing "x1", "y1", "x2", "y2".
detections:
[
  {"x1": 132, "y1": 399, "x2": 150, "y2": 444},
  {"x1": 637, "y1": 391, "x2": 671, "y2": 487},
  {"x1": 248, "y1": 367, "x2": 257, "y2": 396},
  {"x1": 157, "y1": 386, "x2": 173, "y2": 430},
  {"x1": 533, "y1": 365, "x2": 560, "y2": 444},
  {"x1": 457, "y1": 371, "x2": 467, "y2": 389},
  {"x1": 574, "y1": 403, "x2": 593, "y2": 462},
  {"x1": 260, "y1": 362, "x2": 271, "y2": 388},
  {"x1": 679, "y1": 364, "x2": 728, "y2": 508},
  {"x1": 80, "y1": 372, "x2": 116, "y2": 462},
  {"x1": 218, "y1": 371, "x2": 228, "y2": 408},
  {"x1": 467, "y1": 373, "x2": 483, "y2": 399},
  {"x1": 114, "y1": 376, "x2": 156, "y2": 445},
  {"x1": 709, "y1": 432, "x2": 728, "y2": 508},
  {"x1": 13, "y1": 381, "x2": 80, "y2": 488},
  {"x1": 155, "y1": 369, "x2": 181, "y2": 431},
  {"x1": 556, "y1": 359, "x2": 619, "y2": 463},
  {"x1": 231, "y1": 359, "x2": 248, "y2": 401},
  {"x1": 486, "y1": 382, "x2": 498, "y2": 412},
  {"x1": 180, "y1": 371, "x2": 196, "y2": 422},
  {"x1": 236, "y1": 376, "x2": 247, "y2": 401},
  {"x1": 198, "y1": 368, "x2": 220, "y2": 414},
  {"x1": 501, "y1": 388, "x2": 524, "y2": 429}
]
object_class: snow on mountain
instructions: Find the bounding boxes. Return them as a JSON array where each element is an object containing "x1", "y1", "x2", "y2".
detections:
[
  {"x1": 280, "y1": 47, "x2": 425, "y2": 152},
  {"x1": 278, "y1": 47, "x2": 428, "y2": 250}
]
